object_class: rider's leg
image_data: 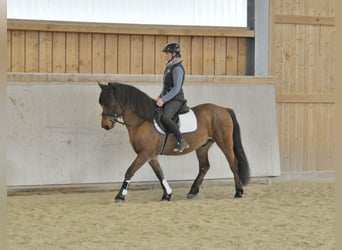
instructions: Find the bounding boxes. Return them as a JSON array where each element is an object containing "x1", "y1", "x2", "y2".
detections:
[{"x1": 161, "y1": 100, "x2": 189, "y2": 152}]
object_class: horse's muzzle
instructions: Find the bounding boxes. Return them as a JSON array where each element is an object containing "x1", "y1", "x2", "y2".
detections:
[
  {"x1": 101, "y1": 118, "x2": 114, "y2": 130},
  {"x1": 103, "y1": 125, "x2": 111, "y2": 130}
]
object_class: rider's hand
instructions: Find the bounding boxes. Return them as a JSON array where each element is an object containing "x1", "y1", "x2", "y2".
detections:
[{"x1": 156, "y1": 97, "x2": 164, "y2": 107}]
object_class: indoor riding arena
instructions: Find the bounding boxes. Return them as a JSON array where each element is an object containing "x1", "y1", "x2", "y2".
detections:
[{"x1": 4, "y1": 0, "x2": 335, "y2": 249}]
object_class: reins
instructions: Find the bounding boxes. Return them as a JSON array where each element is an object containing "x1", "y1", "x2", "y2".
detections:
[{"x1": 101, "y1": 111, "x2": 144, "y2": 127}]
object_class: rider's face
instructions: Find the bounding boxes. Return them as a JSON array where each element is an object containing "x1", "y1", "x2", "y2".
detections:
[{"x1": 165, "y1": 52, "x2": 174, "y2": 62}]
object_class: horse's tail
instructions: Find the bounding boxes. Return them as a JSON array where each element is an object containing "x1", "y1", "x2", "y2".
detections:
[{"x1": 226, "y1": 108, "x2": 250, "y2": 185}]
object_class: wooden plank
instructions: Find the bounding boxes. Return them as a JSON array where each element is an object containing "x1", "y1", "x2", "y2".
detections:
[
  {"x1": 130, "y1": 35, "x2": 143, "y2": 74},
  {"x1": 66, "y1": 33, "x2": 79, "y2": 73},
  {"x1": 79, "y1": 33, "x2": 92, "y2": 73},
  {"x1": 117, "y1": 35, "x2": 131, "y2": 74},
  {"x1": 154, "y1": 36, "x2": 167, "y2": 75},
  {"x1": 202, "y1": 37, "x2": 215, "y2": 75},
  {"x1": 52, "y1": 32, "x2": 66, "y2": 73},
  {"x1": 11, "y1": 31, "x2": 25, "y2": 72},
  {"x1": 105, "y1": 34, "x2": 118, "y2": 74},
  {"x1": 7, "y1": 73, "x2": 274, "y2": 85},
  {"x1": 7, "y1": 30, "x2": 11, "y2": 72},
  {"x1": 214, "y1": 37, "x2": 226, "y2": 75},
  {"x1": 142, "y1": 35, "x2": 155, "y2": 74},
  {"x1": 226, "y1": 37, "x2": 238, "y2": 75},
  {"x1": 8, "y1": 19, "x2": 255, "y2": 38},
  {"x1": 25, "y1": 31, "x2": 39, "y2": 72},
  {"x1": 276, "y1": 94, "x2": 335, "y2": 104},
  {"x1": 167, "y1": 36, "x2": 179, "y2": 43},
  {"x1": 237, "y1": 38, "x2": 246, "y2": 75},
  {"x1": 92, "y1": 34, "x2": 105, "y2": 73},
  {"x1": 274, "y1": 15, "x2": 335, "y2": 26},
  {"x1": 179, "y1": 36, "x2": 191, "y2": 74},
  {"x1": 190, "y1": 37, "x2": 203, "y2": 75},
  {"x1": 39, "y1": 32, "x2": 53, "y2": 73}
]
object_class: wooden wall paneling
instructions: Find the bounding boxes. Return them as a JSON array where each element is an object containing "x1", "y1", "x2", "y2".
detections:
[
  {"x1": 92, "y1": 34, "x2": 105, "y2": 74},
  {"x1": 277, "y1": 103, "x2": 290, "y2": 171},
  {"x1": 39, "y1": 32, "x2": 53, "y2": 73},
  {"x1": 237, "y1": 38, "x2": 247, "y2": 75},
  {"x1": 274, "y1": 0, "x2": 335, "y2": 17},
  {"x1": 308, "y1": 103, "x2": 319, "y2": 170},
  {"x1": 202, "y1": 37, "x2": 215, "y2": 75},
  {"x1": 190, "y1": 36, "x2": 203, "y2": 75},
  {"x1": 293, "y1": 103, "x2": 305, "y2": 170},
  {"x1": 79, "y1": 33, "x2": 92, "y2": 73},
  {"x1": 324, "y1": 26, "x2": 337, "y2": 93},
  {"x1": 214, "y1": 37, "x2": 226, "y2": 75},
  {"x1": 308, "y1": 25, "x2": 319, "y2": 93},
  {"x1": 179, "y1": 36, "x2": 191, "y2": 74},
  {"x1": 277, "y1": 102, "x2": 335, "y2": 172},
  {"x1": 52, "y1": 32, "x2": 66, "y2": 73},
  {"x1": 328, "y1": 104, "x2": 335, "y2": 169},
  {"x1": 11, "y1": 31, "x2": 25, "y2": 72},
  {"x1": 7, "y1": 19, "x2": 255, "y2": 75},
  {"x1": 154, "y1": 36, "x2": 167, "y2": 75},
  {"x1": 286, "y1": 24, "x2": 296, "y2": 93},
  {"x1": 130, "y1": 35, "x2": 143, "y2": 74},
  {"x1": 142, "y1": 35, "x2": 155, "y2": 74},
  {"x1": 105, "y1": 34, "x2": 118, "y2": 74},
  {"x1": 65, "y1": 33, "x2": 79, "y2": 73},
  {"x1": 287, "y1": 103, "x2": 297, "y2": 171},
  {"x1": 295, "y1": 24, "x2": 305, "y2": 94},
  {"x1": 117, "y1": 35, "x2": 131, "y2": 74},
  {"x1": 167, "y1": 36, "x2": 179, "y2": 44},
  {"x1": 7, "y1": 30, "x2": 11, "y2": 72},
  {"x1": 25, "y1": 31, "x2": 39, "y2": 72},
  {"x1": 226, "y1": 37, "x2": 238, "y2": 75},
  {"x1": 320, "y1": 26, "x2": 335, "y2": 92},
  {"x1": 276, "y1": 24, "x2": 293, "y2": 94}
]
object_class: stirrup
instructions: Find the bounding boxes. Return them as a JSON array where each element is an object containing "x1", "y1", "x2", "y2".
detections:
[{"x1": 173, "y1": 139, "x2": 189, "y2": 153}]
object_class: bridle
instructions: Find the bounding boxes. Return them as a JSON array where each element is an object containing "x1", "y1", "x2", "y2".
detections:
[
  {"x1": 101, "y1": 112, "x2": 126, "y2": 125},
  {"x1": 101, "y1": 110, "x2": 145, "y2": 127}
]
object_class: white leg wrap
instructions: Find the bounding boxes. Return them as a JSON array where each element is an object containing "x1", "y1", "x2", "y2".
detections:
[
  {"x1": 122, "y1": 180, "x2": 131, "y2": 196},
  {"x1": 162, "y1": 179, "x2": 172, "y2": 195}
]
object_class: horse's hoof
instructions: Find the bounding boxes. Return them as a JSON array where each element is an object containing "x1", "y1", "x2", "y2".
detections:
[
  {"x1": 161, "y1": 193, "x2": 172, "y2": 201},
  {"x1": 234, "y1": 192, "x2": 243, "y2": 198},
  {"x1": 187, "y1": 193, "x2": 198, "y2": 199},
  {"x1": 115, "y1": 194, "x2": 125, "y2": 202}
]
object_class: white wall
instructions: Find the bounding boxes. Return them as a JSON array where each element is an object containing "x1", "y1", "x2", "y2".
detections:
[
  {"x1": 7, "y1": 0, "x2": 247, "y2": 27},
  {"x1": 7, "y1": 83, "x2": 280, "y2": 186}
]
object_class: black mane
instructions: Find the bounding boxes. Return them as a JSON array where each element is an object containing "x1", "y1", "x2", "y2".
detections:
[{"x1": 99, "y1": 82, "x2": 156, "y2": 122}]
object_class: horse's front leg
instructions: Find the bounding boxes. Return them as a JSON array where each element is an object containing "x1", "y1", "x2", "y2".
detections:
[
  {"x1": 115, "y1": 154, "x2": 149, "y2": 202},
  {"x1": 149, "y1": 158, "x2": 172, "y2": 201}
]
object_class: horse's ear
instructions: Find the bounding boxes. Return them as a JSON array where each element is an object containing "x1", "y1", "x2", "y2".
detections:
[{"x1": 98, "y1": 81, "x2": 106, "y2": 89}]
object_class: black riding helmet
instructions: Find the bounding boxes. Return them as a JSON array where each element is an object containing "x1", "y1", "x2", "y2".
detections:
[{"x1": 162, "y1": 42, "x2": 181, "y2": 55}]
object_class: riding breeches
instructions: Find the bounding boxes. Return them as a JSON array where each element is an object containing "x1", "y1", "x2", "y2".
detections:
[{"x1": 161, "y1": 100, "x2": 184, "y2": 139}]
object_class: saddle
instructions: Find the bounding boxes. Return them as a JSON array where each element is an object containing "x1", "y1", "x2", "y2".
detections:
[
  {"x1": 153, "y1": 102, "x2": 197, "y2": 155},
  {"x1": 153, "y1": 101, "x2": 197, "y2": 135}
]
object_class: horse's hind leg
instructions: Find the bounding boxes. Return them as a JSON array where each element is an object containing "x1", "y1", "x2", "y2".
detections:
[
  {"x1": 216, "y1": 141, "x2": 244, "y2": 198},
  {"x1": 187, "y1": 140, "x2": 214, "y2": 199},
  {"x1": 149, "y1": 158, "x2": 172, "y2": 201}
]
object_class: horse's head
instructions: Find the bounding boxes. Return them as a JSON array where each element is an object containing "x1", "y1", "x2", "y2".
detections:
[{"x1": 98, "y1": 82, "x2": 124, "y2": 130}]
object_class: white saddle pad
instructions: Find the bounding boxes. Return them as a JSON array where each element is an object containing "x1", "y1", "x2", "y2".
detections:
[{"x1": 154, "y1": 109, "x2": 197, "y2": 135}]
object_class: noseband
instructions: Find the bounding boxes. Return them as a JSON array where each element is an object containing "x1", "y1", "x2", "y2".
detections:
[{"x1": 101, "y1": 112, "x2": 125, "y2": 125}]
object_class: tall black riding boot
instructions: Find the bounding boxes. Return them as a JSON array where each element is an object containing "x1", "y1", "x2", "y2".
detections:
[{"x1": 174, "y1": 136, "x2": 189, "y2": 153}]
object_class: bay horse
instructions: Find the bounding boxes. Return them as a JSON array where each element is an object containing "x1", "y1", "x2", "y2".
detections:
[{"x1": 98, "y1": 82, "x2": 250, "y2": 202}]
